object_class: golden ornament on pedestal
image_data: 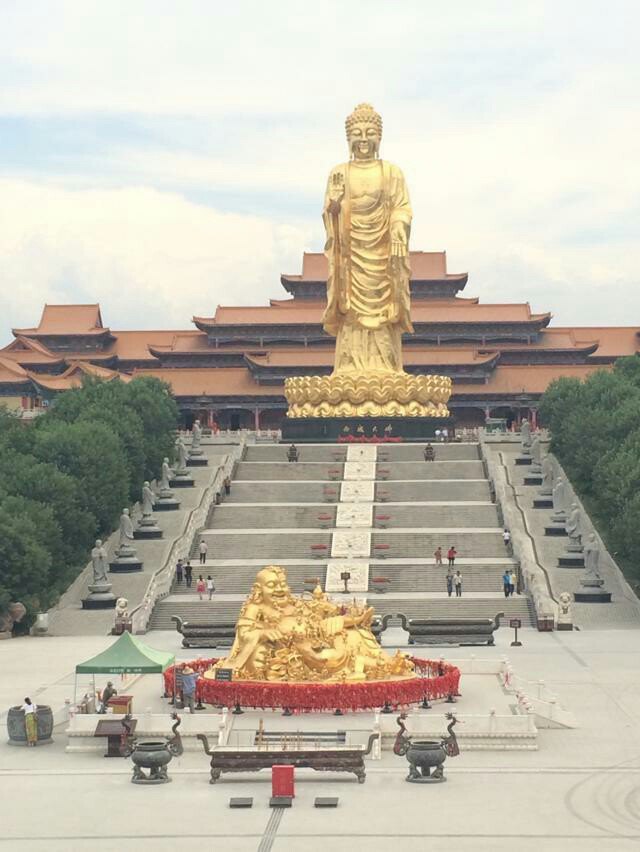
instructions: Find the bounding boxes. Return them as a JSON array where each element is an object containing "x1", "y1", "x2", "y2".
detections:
[
  {"x1": 203, "y1": 566, "x2": 414, "y2": 683},
  {"x1": 284, "y1": 102, "x2": 452, "y2": 419}
]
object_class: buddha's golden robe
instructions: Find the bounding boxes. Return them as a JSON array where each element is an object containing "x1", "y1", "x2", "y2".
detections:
[{"x1": 322, "y1": 159, "x2": 413, "y2": 374}]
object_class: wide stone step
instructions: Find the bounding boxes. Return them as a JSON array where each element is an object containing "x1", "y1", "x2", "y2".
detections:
[
  {"x1": 243, "y1": 443, "x2": 481, "y2": 462},
  {"x1": 225, "y1": 482, "x2": 332, "y2": 503},
  {"x1": 235, "y1": 462, "x2": 342, "y2": 481},
  {"x1": 148, "y1": 594, "x2": 534, "y2": 630},
  {"x1": 379, "y1": 461, "x2": 485, "y2": 480},
  {"x1": 205, "y1": 504, "x2": 501, "y2": 530},
  {"x1": 170, "y1": 563, "x2": 512, "y2": 595},
  {"x1": 376, "y1": 482, "x2": 492, "y2": 502},
  {"x1": 193, "y1": 530, "x2": 507, "y2": 560}
]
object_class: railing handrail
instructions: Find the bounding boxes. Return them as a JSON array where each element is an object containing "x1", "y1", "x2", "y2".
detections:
[{"x1": 130, "y1": 437, "x2": 247, "y2": 632}]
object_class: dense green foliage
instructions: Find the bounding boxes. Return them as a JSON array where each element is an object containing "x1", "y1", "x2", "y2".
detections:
[
  {"x1": 0, "y1": 377, "x2": 178, "y2": 625},
  {"x1": 540, "y1": 355, "x2": 640, "y2": 583}
]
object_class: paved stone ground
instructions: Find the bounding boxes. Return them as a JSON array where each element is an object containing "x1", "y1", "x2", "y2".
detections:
[{"x1": 2, "y1": 627, "x2": 640, "y2": 851}]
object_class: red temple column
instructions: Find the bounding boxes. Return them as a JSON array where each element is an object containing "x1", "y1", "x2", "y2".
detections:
[{"x1": 254, "y1": 407, "x2": 261, "y2": 431}]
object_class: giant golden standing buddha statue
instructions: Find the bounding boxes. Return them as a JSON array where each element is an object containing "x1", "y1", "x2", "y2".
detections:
[{"x1": 285, "y1": 103, "x2": 451, "y2": 418}]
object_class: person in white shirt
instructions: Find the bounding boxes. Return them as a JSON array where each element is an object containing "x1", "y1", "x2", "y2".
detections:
[
  {"x1": 22, "y1": 697, "x2": 38, "y2": 746},
  {"x1": 199, "y1": 539, "x2": 208, "y2": 565},
  {"x1": 206, "y1": 575, "x2": 215, "y2": 600},
  {"x1": 503, "y1": 529, "x2": 512, "y2": 555}
]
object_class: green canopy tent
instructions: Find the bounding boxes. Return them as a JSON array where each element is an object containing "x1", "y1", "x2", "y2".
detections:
[{"x1": 74, "y1": 632, "x2": 175, "y2": 709}]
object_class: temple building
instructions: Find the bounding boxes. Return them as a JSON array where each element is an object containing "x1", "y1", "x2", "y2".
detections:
[{"x1": 2, "y1": 251, "x2": 638, "y2": 428}]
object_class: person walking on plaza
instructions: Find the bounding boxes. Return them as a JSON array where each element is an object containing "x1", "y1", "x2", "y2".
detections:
[
  {"x1": 199, "y1": 539, "x2": 208, "y2": 565},
  {"x1": 502, "y1": 570, "x2": 511, "y2": 598},
  {"x1": 446, "y1": 568, "x2": 454, "y2": 597},
  {"x1": 223, "y1": 475, "x2": 231, "y2": 496},
  {"x1": 196, "y1": 575, "x2": 206, "y2": 600},
  {"x1": 434, "y1": 546, "x2": 443, "y2": 566},
  {"x1": 447, "y1": 546, "x2": 457, "y2": 567},
  {"x1": 180, "y1": 666, "x2": 198, "y2": 714},
  {"x1": 206, "y1": 575, "x2": 215, "y2": 601},
  {"x1": 175, "y1": 559, "x2": 183, "y2": 585},
  {"x1": 423, "y1": 443, "x2": 435, "y2": 462},
  {"x1": 22, "y1": 698, "x2": 38, "y2": 746},
  {"x1": 184, "y1": 560, "x2": 193, "y2": 588},
  {"x1": 510, "y1": 570, "x2": 517, "y2": 596},
  {"x1": 454, "y1": 570, "x2": 463, "y2": 597}
]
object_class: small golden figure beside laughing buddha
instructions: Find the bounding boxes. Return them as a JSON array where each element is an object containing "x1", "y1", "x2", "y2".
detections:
[{"x1": 203, "y1": 566, "x2": 413, "y2": 683}]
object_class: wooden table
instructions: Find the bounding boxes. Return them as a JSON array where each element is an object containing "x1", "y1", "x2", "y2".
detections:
[{"x1": 94, "y1": 718, "x2": 137, "y2": 758}]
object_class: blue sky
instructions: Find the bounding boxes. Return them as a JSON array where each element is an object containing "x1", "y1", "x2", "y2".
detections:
[{"x1": 1, "y1": 0, "x2": 639, "y2": 343}]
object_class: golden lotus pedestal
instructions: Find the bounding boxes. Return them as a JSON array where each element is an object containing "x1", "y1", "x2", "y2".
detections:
[{"x1": 282, "y1": 371, "x2": 454, "y2": 441}]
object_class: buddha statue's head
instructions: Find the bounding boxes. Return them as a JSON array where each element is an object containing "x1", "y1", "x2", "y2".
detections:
[
  {"x1": 345, "y1": 102, "x2": 382, "y2": 161},
  {"x1": 254, "y1": 566, "x2": 291, "y2": 609}
]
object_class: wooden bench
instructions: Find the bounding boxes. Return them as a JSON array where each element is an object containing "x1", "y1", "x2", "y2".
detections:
[
  {"x1": 397, "y1": 612, "x2": 504, "y2": 646},
  {"x1": 171, "y1": 616, "x2": 236, "y2": 649}
]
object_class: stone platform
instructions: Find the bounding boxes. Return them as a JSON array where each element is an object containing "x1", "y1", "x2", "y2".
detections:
[{"x1": 281, "y1": 416, "x2": 455, "y2": 443}]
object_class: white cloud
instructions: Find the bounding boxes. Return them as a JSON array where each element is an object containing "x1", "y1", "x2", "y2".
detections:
[
  {"x1": 0, "y1": 0, "x2": 639, "y2": 337},
  {"x1": 0, "y1": 179, "x2": 313, "y2": 343}
]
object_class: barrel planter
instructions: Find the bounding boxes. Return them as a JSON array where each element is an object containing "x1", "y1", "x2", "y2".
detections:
[{"x1": 7, "y1": 705, "x2": 54, "y2": 746}]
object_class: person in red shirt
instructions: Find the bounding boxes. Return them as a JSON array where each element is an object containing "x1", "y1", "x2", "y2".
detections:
[{"x1": 447, "y1": 546, "x2": 457, "y2": 567}]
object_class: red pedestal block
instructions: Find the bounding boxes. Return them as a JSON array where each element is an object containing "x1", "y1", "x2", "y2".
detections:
[{"x1": 272, "y1": 764, "x2": 295, "y2": 798}]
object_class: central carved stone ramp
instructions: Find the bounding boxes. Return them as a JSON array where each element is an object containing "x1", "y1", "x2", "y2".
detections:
[{"x1": 149, "y1": 441, "x2": 533, "y2": 630}]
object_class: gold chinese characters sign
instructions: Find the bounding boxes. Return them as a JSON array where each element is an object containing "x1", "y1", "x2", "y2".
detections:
[
  {"x1": 285, "y1": 103, "x2": 451, "y2": 419},
  {"x1": 203, "y1": 566, "x2": 414, "y2": 683}
]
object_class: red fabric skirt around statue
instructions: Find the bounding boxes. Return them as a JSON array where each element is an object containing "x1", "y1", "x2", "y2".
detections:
[{"x1": 163, "y1": 658, "x2": 461, "y2": 712}]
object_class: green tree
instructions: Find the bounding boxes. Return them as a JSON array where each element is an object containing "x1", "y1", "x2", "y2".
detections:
[{"x1": 33, "y1": 420, "x2": 129, "y2": 533}]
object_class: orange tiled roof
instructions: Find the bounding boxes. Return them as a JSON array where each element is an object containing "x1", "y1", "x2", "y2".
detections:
[
  {"x1": 283, "y1": 251, "x2": 467, "y2": 282},
  {"x1": 453, "y1": 364, "x2": 608, "y2": 396},
  {"x1": 0, "y1": 336, "x2": 65, "y2": 365},
  {"x1": 0, "y1": 356, "x2": 30, "y2": 384},
  {"x1": 13, "y1": 304, "x2": 109, "y2": 336},
  {"x1": 566, "y1": 327, "x2": 640, "y2": 358},
  {"x1": 245, "y1": 347, "x2": 499, "y2": 368},
  {"x1": 29, "y1": 361, "x2": 132, "y2": 391},
  {"x1": 133, "y1": 367, "x2": 282, "y2": 397},
  {"x1": 196, "y1": 301, "x2": 549, "y2": 327}
]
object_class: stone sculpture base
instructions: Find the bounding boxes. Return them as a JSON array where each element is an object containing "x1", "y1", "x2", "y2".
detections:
[
  {"x1": 574, "y1": 589, "x2": 612, "y2": 603},
  {"x1": 82, "y1": 582, "x2": 117, "y2": 609},
  {"x1": 109, "y1": 557, "x2": 143, "y2": 573},
  {"x1": 524, "y1": 475, "x2": 543, "y2": 486},
  {"x1": 533, "y1": 498, "x2": 553, "y2": 509},
  {"x1": 281, "y1": 416, "x2": 455, "y2": 443},
  {"x1": 558, "y1": 555, "x2": 584, "y2": 568},
  {"x1": 170, "y1": 475, "x2": 194, "y2": 488},
  {"x1": 155, "y1": 496, "x2": 181, "y2": 511},
  {"x1": 134, "y1": 526, "x2": 163, "y2": 540},
  {"x1": 134, "y1": 518, "x2": 162, "y2": 539},
  {"x1": 187, "y1": 456, "x2": 208, "y2": 467}
]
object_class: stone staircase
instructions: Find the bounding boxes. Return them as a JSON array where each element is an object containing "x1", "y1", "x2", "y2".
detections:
[{"x1": 149, "y1": 441, "x2": 533, "y2": 631}]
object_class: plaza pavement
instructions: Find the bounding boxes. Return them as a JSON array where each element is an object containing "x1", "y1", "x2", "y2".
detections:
[{"x1": 2, "y1": 626, "x2": 640, "y2": 851}]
